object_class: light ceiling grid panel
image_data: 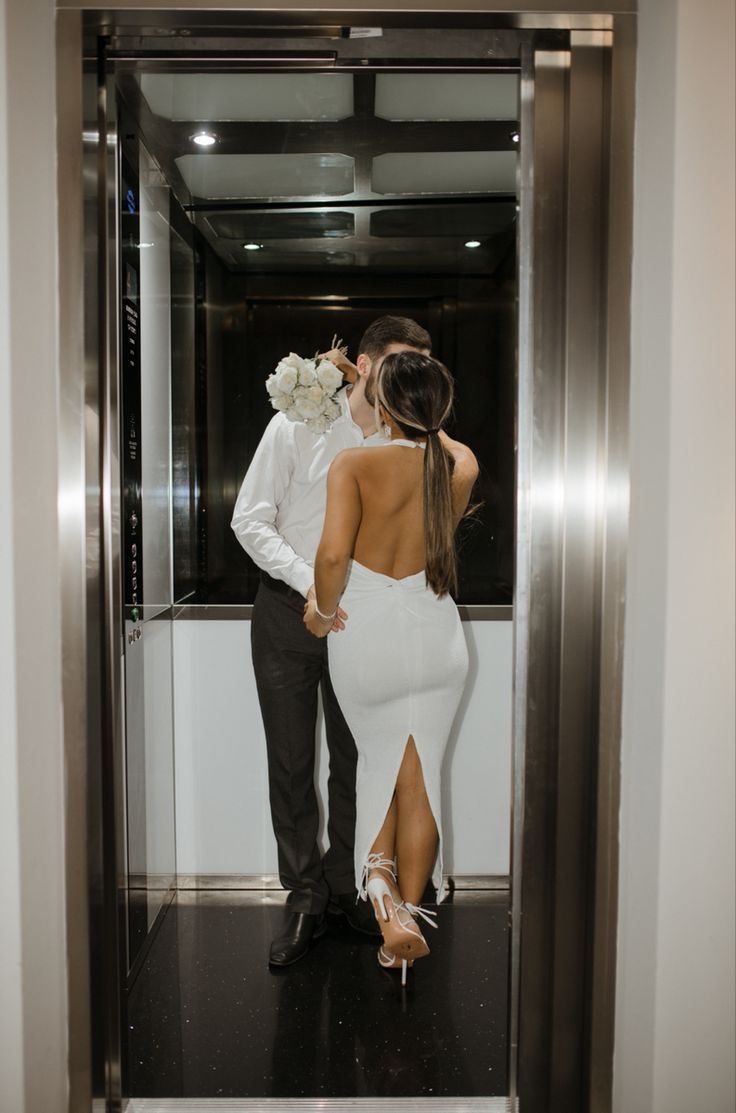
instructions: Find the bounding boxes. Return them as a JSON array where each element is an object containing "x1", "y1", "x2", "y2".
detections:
[
  {"x1": 139, "y1": 73, "x2": 354, "y2": 122},
  {"x1": 175, "y1": 153, "x2": 355, "y2": 201},
  {"x1": 374, "y1": 73, "x2": 518, "y2": 121},
  {"x1": 371, "y1": 151, "x2": 517, "y2": 196}
]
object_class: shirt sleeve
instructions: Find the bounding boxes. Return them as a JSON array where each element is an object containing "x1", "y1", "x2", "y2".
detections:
[{"x1": 230, "y1": 414, "x2": 315, "y2": 598}]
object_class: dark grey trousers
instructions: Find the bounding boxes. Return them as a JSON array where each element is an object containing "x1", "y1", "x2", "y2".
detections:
[{"x1": 251, "y1": 573, "x2": 358, "y2": 914}]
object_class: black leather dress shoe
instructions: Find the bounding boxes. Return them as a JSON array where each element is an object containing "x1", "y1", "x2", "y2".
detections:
[
  {"x1": 328, "y1": 891, "x2": 382, "y2": 938},
  {"x1": 269, "y1": 911, "x2": 327, "y2": 967}
]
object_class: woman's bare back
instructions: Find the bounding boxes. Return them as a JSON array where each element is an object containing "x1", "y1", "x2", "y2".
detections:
[{"x1": 348, "y1": 438, "x2": 478, "y2": 580}]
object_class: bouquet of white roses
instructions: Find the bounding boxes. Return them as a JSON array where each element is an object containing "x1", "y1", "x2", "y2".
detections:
[{"x1": 265, "y1": 335, "x2": 347, "y2": 434}]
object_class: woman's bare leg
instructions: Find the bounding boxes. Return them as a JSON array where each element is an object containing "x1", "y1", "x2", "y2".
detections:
[
  {"x1": 367, "y1": 795, "x2": 401, "y2": 918},
  {"x1": 394, "y1": 736, "x2": 438, "y2": 906},
  {"x1": 368, "y1": 793, "x2": 398, "y2": 865}
]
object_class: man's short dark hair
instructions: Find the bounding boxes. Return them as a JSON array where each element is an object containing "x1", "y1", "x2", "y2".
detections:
[{"x1": 357, "y1": 315, "x2": 432, "y2": 361}]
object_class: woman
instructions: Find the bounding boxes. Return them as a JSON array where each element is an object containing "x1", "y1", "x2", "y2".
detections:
[{"x1": 303, "y1": 351, "x2": 478, "y2": 984}]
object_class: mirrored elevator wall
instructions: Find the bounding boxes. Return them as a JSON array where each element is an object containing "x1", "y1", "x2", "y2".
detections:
[{"x1": 170, "y1": 238, "x2": 514, "y2": 889}]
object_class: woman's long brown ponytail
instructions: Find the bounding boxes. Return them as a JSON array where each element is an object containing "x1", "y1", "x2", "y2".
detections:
[
  {"x1": 375, "y1": 352, "x2": 457, "y2": 597},
  {"x1": 423, "y1": 430, "x2": 457, "y2": 596}
]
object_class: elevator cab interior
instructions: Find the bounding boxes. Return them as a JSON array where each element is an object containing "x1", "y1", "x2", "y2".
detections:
[{"x1": 79, "y1": 9, "x2": 632, "y2": 1111}]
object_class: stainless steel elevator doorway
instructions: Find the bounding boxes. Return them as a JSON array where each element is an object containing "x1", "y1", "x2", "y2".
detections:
[{"x1": 62, "y1": 8, "x2": 634, "y2": 1112}]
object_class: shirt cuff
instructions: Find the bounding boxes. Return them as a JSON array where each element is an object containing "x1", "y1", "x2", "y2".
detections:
[{"x1": 287, "y1": 563, "x2": 315, "y2": 600}]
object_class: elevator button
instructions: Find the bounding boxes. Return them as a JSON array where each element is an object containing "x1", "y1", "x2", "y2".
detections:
[{"x1": 130, "y1": 606, "x2": 140, "y2": 623}]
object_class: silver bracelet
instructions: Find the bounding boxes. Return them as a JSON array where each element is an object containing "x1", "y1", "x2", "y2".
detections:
[{"x1": 315, "y1": 602, "x2": 337, "y2": 621}]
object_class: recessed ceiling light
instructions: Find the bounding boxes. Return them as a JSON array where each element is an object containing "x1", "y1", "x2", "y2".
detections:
[
  {"x1": 191, "y1": 132, "x2": 217, "y2": 147},
  {"x1": 465, "y1": 240, "x2": 482, "y2": 249},
  {"x1": 242, "y1": 242, "x2": 262, "y2": 251}
]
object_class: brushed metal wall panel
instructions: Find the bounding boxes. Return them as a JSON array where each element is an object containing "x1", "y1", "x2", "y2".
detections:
[
  {"x1": 514, "y1": 46, "x2": 569, "y2": 1110},
  {"x1": 513, "y1": 34, "x2": 629, "y2": 1112}
]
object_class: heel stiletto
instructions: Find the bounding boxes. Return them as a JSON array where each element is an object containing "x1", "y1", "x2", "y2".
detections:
[{"x1": 377, "y1": 945, "x2": 413, "y2": 987}]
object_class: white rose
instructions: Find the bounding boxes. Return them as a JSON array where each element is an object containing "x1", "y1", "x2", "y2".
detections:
[
  {"x1": 294, "y1": 396, "x2": 321, "y2": 420},
  {"x1": 298, "y1": 360, "x2": 317, "y2": 386},
  {"x1": 265, "y1": 373, "x2": 283, "y2": 397},
  {"x1": 283, "y1": 351, "x2": 305, "y2": 371},
  {"x1": 274, "y1": 363, "x2": 298, "y2": 393},
  {"x1": 303, "y1": 383, "x2": 325, "y2": 403},
  {"x1": 316, "y1": 360, "x2": 343, "y2": 392},
  {"x1": 270, "y1": 392, "x2": 291, "y2": 412},
  {"x1": 309, "y1": 415, "x2": 330, "y2": 434}
]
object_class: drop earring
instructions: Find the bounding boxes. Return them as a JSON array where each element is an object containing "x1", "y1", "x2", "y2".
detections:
[{"x1": 383, "y1": 423, "x2": 391, "y2": 438}]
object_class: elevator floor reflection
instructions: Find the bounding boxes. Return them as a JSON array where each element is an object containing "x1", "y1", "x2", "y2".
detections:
[{"x1": 127, "y1": 890, "x2": 509, "y2": 1099}]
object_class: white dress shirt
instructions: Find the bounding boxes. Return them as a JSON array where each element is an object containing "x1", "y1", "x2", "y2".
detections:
[{"x1": 230, "y1": 386, "x2": 388, "y2": 598}]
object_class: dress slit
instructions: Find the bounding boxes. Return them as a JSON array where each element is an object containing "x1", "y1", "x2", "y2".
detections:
[
  {"x1": 356, "y1": 733, "x2": 414, "y2": 902},
  {"x1": 356, "y1": 733, "x2": 444, "y2": 905}
]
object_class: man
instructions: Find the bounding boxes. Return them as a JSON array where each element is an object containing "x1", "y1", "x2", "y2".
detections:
[{"x1": 231, "y1": 315, "x2": 432, "y2": 966}]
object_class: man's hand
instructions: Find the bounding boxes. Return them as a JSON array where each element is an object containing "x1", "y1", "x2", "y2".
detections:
[
  {"x1": 304, "y1": 584, "x2": 348, "y2": 634},
  {"x1": 318, "y1": 348, "x2": 358, "y2": 384}
]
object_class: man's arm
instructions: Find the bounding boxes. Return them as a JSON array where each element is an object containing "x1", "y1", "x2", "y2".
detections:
[{"x1": 230, "y1": 414, "x2": 315, "y2": 598}]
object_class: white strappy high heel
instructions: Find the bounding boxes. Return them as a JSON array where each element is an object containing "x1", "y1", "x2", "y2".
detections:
[
  {"x1": 364, "y1": 852, "x2": 400, "y2": 924},
  {"x1": 365, "y1": 852, "x2": 436, "y2": 960}
]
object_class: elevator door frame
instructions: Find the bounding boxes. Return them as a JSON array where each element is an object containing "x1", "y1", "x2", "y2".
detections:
[{"x1": 58, "y1": 8, "x2": 634, "y2": 1112}]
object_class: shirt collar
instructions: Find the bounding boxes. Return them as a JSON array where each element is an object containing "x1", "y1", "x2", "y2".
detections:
[
  {"x1": 336, "y1": 384, "x2": 388, "y2": 442},
  {"x1": 336, "y1": 384, "x2": 351, "y2": 416},
  {"x1": 337, "y1": 385, "x2": 362, "y2": 434}
]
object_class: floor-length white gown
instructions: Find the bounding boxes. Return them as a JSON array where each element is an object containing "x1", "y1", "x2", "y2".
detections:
[{"x1": 326, "y1": 440, "x2": 469, "y2": 906}]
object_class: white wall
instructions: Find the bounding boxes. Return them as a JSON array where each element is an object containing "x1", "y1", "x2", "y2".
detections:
[
  {"x1": 173, "y1": 620, "x2": 276, "y2": 875},
  {"x1": 614, "y1": 2, "x2": 736, "y2": 1112},
  {"x1": 142, "y1": 620, "x2": 177, "y2": 890},
  {"x1": 173, "y1": 618, "x2": 512, "y2": 879},
  {"x1": 0, "y1": 3, "x2": 68, "y2": 1113}
]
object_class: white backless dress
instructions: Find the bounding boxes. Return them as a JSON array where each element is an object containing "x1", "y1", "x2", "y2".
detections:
[{"x1": 326, "y1": 439, "x2": 470, "y2": 906}]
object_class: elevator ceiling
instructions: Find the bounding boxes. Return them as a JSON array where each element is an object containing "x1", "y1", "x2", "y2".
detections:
[{"x1": 117, "y1": 33, "x2": 520, "y2": 275}]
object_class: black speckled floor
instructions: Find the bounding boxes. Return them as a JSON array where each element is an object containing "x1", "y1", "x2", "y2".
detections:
[{"x1": 126, "y1": 891, "x2": 509, "y2": 1099}]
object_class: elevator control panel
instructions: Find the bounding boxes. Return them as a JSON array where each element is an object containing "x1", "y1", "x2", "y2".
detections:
[{"x1": 121, "y1": 152, "x2": 144, "y2": 643}]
